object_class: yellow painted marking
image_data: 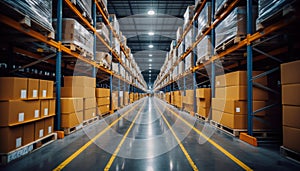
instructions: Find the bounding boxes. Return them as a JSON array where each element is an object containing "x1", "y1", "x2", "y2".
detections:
[
  {"x1": 104, "y1": 101, "x2": 146, "y2": 171},
  {"x1": 154, "y1": 102, "x2": 199, "y2": 171},
  {"x1": 53, "y1": 100, "x2": 144, "y2": 171},
  {"x1": 157, "y1": 100, "x2": 253, "y2": 171}
]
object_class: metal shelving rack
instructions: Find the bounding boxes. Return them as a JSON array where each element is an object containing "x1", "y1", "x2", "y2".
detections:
[
  {"x1": 0, "y1": 0, "x2": 147, "y2": 131},
  {"x1": 154, "y1": 0, "x2": 299, "y2": 139}
]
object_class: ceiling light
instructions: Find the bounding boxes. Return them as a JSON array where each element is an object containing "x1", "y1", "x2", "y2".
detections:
[
  {"x1": 148, "y1": 44, "x2": 154, "y2": 48},
  {"x1": 149, "y1": 70, "x2": 152, "y2": 73},
  {"x1": 149, "y1": 54, "x2": 152, "y2": 57},
  {"x1": 149, "y1": 64, "x2": 152, "y2": 66},
  {"x1": 148, "y1": 10, "x2": 155, "y2": 15},
  {"x1": 148, "y1": 59, "x2": 152, "y2": 62},
  {"x1": 148, "y1": 32, "x2": 155, "y2": 36},
  {"x1": 149, "y1": 67, "x2": 152, "y2": 69}
]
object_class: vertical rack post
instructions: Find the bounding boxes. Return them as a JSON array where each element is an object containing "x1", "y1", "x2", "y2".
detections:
[
  {"x1": 193, "y1": 22, "x2": 197, "y2": 115},
  {"x1": 118, "y1": 63, "x2": 121, "y2": 107},
  {"x1": 247, "y1": 0, "x2": 253, "y2": 135},
  {"x1": 109, "y1": 16, "x2": 113, "y2": 113},
  {"x1": 92, "y1": 0, "x2": 96, "y2": 78},
  {"x1": 55, "y1": 0, "x2": 63, "y2": 131},
  {"x1": 210, "y1": 0, "x2": 216, "y2": 121}
]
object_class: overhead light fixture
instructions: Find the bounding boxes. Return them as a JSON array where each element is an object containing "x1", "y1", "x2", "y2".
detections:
[
  {"x1": 149, "y1": 64, "x2": 152, "y2": 66},
  {"x1": 149, "y1": 67, "x2": 152, "y2": 69},
  {"x1": 149, "y1": 54, "x2": 153, "y2": 57},
  {"x1": 148, "y1": 32, "x2": 155, "y2": 36},
  {"x1": 149, "y1": 70, "x2": 152, "y2": 73},
  {"x1": 147, "y1": 10, "x2": 155, "y2": 15},
  {"x1": 148, "y1": 59, "x2": 152, "y2": 62},
  {"x1": 148, "y1": 44, "x2": 154, "y2": 48}
]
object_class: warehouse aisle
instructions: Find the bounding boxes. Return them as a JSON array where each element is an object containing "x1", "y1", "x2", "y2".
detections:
[{"x1": 1, "y1": 97, "x2": 300, "y2": 171}]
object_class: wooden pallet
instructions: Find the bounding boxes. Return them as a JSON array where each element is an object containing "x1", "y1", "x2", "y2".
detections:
[
  {"x1": 82, "y1": 116, "x2": 99, "y2": 127},
  {"x1": 0, "y1": 133, "x2": 57, "y2": 165},
  {"x1": 97, "y1": 0, "x2": 109, "y2": 18},
  {"x1": 280, "y1": 146, "x2": 300, "y2": 164},
  {"x1": 215, "y1": 0, "x2": 235, "y2": 18},
  {"x1": 210, "y1": 120, "x2": 247, "y2": 137},
  {"x1": 195, "y1": 113, "x2": 209, "y2": 122},
  {"x1": 256, "y1": 1, "x2": 296, "y2": 31},
  {"x1": 64, "y1": 43, "x2": 93, "y2": 58},
  {"x1": 70, "y1": 0, "x2": 92, "y2": 22},
  {"x1": 62, "y1": 124, "x2": 83, "y2": 135},
  {"x1": 197, "y1": 24, "x2": 211, "y2": 37},
  {"x1": 215, "y1": 35, "x2": 245, "y2": 53},
  {"x1": 196, "y1": 55, "x2": 211, "y2": 65}
]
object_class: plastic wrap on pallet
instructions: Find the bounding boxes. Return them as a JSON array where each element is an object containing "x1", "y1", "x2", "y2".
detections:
[
  {"x1": 179, "y1": 61, "x2": 184, "y2": 74},
  {"x1": 185, "y1": 53, "x2": 193, "y2": 71},
  {"x1": 256, "y1": 0, "x2": 294, "y2": 27},
  {"x1": 53, "y1": 18, "x2": 94, "y2": 55},
  {"x1": 120, "y1": 65, "x2": 125, "y2": 78},
  {"x1": 112, "y1": 37, "x2": 120, "y2": 55},
  {"x1": 197, "y1": 35, "x2": 212, "y2": 63},
  {"x1": 178, "y1": 42, "x2": 184, "y2": 59},
  {"x1": 170, "y1": 40, "x2": 176, "y2": 51},
  {"x1": 96, "y1": 52, "x2": 112, "y2": 69},
  {"x1": 215, "y1": 7, "x2": 247, "y2": 48},
  {"x1": 177, "y1": 27, "x2": 183, "y2": 42},
  {"x1": 121, "y1": 52, "x2": 126, "y2": 64},
  {"x1": 121, "y1": 35, "x2": 127, "y2": 46},
  {"x1": 215, "y1": 0, "x2": 228, "y2": 15},
  {"x1": 112, "y1": 62, "x2": 119, "y2": 74},
  {"x1": 96, "y1": 22, "x2": 110, "y2": 43},
  {"x1": 198, "y1": 2, "x2": 212, "y2": 35},
  {"x1": 77, "y1": 0, "x2": 92, "y2": 21},
  {"x1": 109, "y1": 14, "x2": 120, "y2": 36},
  {"x1": 3, "y1": 0, "x2": 54, "y2": 32},
  {"x1": 184, "y1": 28, "x2": 193, "y2": 52},
  {"x1": 172, "y1": 49, "x2": 177, "y2": 65},
  {"x1": 183, "y1": 5, "x2": 195, "y2": 30}
]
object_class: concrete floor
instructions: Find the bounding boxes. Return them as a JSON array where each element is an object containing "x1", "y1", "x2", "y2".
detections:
[{"x1": 1, "y1": 97, "x2": 300, "y2": 171}]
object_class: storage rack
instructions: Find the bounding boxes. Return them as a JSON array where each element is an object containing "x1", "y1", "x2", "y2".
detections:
[
  {"x1": 153, "y1": 0, "x2": 299, "y2": 137},
  {"x1": 0, "y1": 0, "x2": 147, "y2": 131}
]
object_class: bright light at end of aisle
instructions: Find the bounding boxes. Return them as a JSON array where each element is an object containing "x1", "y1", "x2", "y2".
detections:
[
  {"x1": 148, "y1": 32, "x2": 155, "y2": 36},
  {"x1": 148, "y1": 44, "x2": 154, "y2": 48},
  {"x1": 149, "y1": 54, "x2": 153, "y2": 57},
  {"x1": 148, "y1": 10, "x2": 155, "y2": 15}
]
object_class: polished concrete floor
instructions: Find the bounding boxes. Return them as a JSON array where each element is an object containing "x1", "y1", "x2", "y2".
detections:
[{"x1": 1, "y1": 97, "x2": 300, "y2": 171}]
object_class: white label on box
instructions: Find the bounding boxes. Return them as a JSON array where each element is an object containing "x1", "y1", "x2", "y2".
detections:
[
  {"x1": 16, "y1": 137, "x2": 22, "y2": 148},
  {"x1": 33, "y1": 90, "x2": 38, "y2": 98},
  {"x1": 92, "y1": 112, "x2": 95, "y2": 117},
  {"x1": 21, "y1": 90, "x2": 27, "y2": 99},
  {"x1": 217, "y1": 81, "x2": 220, "y2": 86},
  {"x1": 34, "y1": 110, "x2": 39, "y2": 118},
  {"x1": 44, "y1": 108, "x2": 48, "y2": 116},
  {"x1": 18, "y1": 113, "x2": 24, "y2": 122},
  {"x1": 236, "y1": 108, "x2": 241, "y2": 113},
  {"x1": 39, "y1": 129, "x2": 44, "y2": 138},
  {"x1": 42, "y1": 90, "x2": 47, "y2": 98},
  {"x1": 48, "y1": 126, "x2": 52, "y2": 134}
]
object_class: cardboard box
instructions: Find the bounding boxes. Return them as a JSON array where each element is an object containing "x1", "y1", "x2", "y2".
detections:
[
  {"x1": 182, "y1": 96, "x2": 194, "y2": 105},
  {"x1": 34, "y1": 119, "x2": 45, "y2": 140},
  {"x1": 61, "y1": 98, "x2": 83, "y2": 113},
  {"x1": 197, "y1": 107, "x2": 210, "y2": 118},
  {"x1": 215, "y1": 87, "x2": 225, "y2": 98},
  {"x1": 197, "y1": 98, "x2": 210, "y2": 108},
  {"x1": 23, "y1": 122, "x2": 35, "y2": 146},
  {"x1": 44, "y1": 117, "x2": 54, "y2": 136},
  {"x1": 0, "y1": 100, "x2": 40, "y2": 126},
  {"x1": 212, "y1": 98, "x2": 266, "y2": 115},
  {"x1": 27, "y1": 78, "x2": 39, "y2": 99},
  {"x1": 225, "y1": 71, "x2": 267, "y2": 87},
  {"x1": 283, "y1": 105, "x2": 300, "y2": 129},
  {"x1": 61, "y1": 87, "x2": 95, "y2": 98},
  {"x1": 183, "y1": 104, "x2": 194, "y2": 113},
  {"x1": 40, "y1": 100, "x2": 49, "y2": 117},
  {"x1": 64, "y1": 76, "x2": 96, "y2": 88},
  {"x1": 282, "y1": 84, "x2": 300, "y2": 106},
  {"x1": 98, "y1": 105, "x2": 110, "y2": 115},
  {"x1": 47, "y1": 80, "x2": 54, "y2": 98},
  {"x1": 84, "y1": 98, "x2": 97, "y2": 109},
  {"x1": 281, "y1": 60, "x2": 300, "y2": 85},
  {"x1": 0, "y1": 126, "x2": 23, "y2": 153},
  {"x1": 283, "y1": 126, "x2": 300, "y2": 153},
  {"x1": 39, "y1": 80, "x2": 48, "y2": 98},
  {"x1": 61, "y1": 111, "x2": 83, "y2": 128},
  {"x1": 84, "y1": 108, "x2": 96, "y2": 120},
  {"x1": 215, "y1": 75, "x2": 226, "y2": 88},
  {"x1": 49, "y1": 99, "x2": 56, "y2": 115},
  {"x1": 196, "y1": 88, "x2": 211, "y2": 99},
  {"x1": 226, "y1": 86, "x2": 268, "y2": 100},
  {"x1": 0, "y1": 77, "x2": 27, "y2": 100}
]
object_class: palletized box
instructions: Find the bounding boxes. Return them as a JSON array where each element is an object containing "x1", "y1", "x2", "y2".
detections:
[
  {"x1": 96, "y1": 88, "x2": 110, "y2": 97},
  {"x1": 27, "y1": 78, "x2": 39, "y2": 99},
  {"x1": 40, "y1": 100, "x2": 49, "y2": 117},
  {"x1": 23, "y1": 122, "x2": 35, "y2": 146},
  {"x1": 84, "y1": 98, "x2": 97, "y2": 110},
  {"x1": 61, "y1": 98, "x2": 83, "y2": 113},
  {"x1": 44, "y1": 117, "x2": 54, "y2": 136},
  {"x1": 281, "y1": 60, "x2": 300, "y2": 85},
  {"x1": 84, "y1": 108, "x2": 97, "y2": 120},
  {"x1": 0, "y1": 126, "x2": 23, "y2": 153},
  {"x1": 196, "y1": 88, "x2": 211, "y2": 99},
  {"x1": 0, "y1": 77, "x2": 27, "y2": 100},
  {"x1": 98, "y1": 105, "x2": 110, "y2": 114},
  {"x1": 61, "y1": 87, "x2": 95, "y2": 98},
  {"x1": 34, "y1": 119, "x2": 45, "y2": 140},
  {"x1": 64, "y1": 76, "x2": 96, "y2": 88},
  {"x1": 39, "y1": 80, "x2": 48, "y2": 99},
  {"x1": 61, "y1": 111, "x2": 83, "y2": 128}
]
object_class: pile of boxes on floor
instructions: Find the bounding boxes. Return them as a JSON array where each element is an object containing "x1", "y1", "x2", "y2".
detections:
[
  {"x1": 281, "y1": 60, "x2": 300, "y2": 154},
  {"x1": 0, "y1": 77, "x2": 55, "y2": 154}
]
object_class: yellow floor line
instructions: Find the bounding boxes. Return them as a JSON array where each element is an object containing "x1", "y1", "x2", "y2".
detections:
[
  {"x1": 53, "y1": 100, "x2": 144, "y2": 171},
  {"x1": 104, "y1": 101, "x2": 146, "y2": 171},
  {"x1": 154, "y1": 102, "x2": 199, "y2": 171},
  {"x1": 157, "y1": 99, "x2": 253, "y2": 171}
]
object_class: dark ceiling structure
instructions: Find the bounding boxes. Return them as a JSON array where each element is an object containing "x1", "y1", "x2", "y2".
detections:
[{"x1": 107, "y1": 0, "x2": 194, "y2": 87}]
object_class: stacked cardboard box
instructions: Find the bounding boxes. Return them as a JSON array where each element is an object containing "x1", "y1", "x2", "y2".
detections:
[
  {"x1": 129, "y1": 93, "x2": 134, "y2": 103},
  {"x1": 170, "y1": 92, "x2": 175, "y2": 105},
  {"x1": 212, "y1": 71, "x2": 268, "y2": 129},
  {"x1": 281, "y1": 60, "x2": 300, "y2": 153},
  {"x1": 165, "y1": 92, "x2": 171, "y2": 103},
  {"x1": 0, "y1": 77, "x2": 55, "y2": 153},
  {"x1": 119, "y1": 91, "x2": 124, "y2": 107},
  {"x1": 174, "y1": 91, "x2": 182, "y2": 108},
  {"x1": 196, "y1": 88, "x2": 211, "y2": 118},
  {"x1": 61, "y1": 76, "x2": 96, "y2": 126},
  {"x1": 182, "y1": 90, "x2": 194, "y2": 115},
  {"x1": 112, "y1": 91, "x2": 119, "y2": 110},
  {"x1": 134, "y1": 93, "x2": 139, "y2": 102},
  {"x1": 96, "y1": 88, "x2": 110, "y2": 115},
  {"x1": 124, "y1": 91, "x2": 129, "y2": 106},
  {"x1": 183, "y1": 6, "x2": 195, "y2": 30}
]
